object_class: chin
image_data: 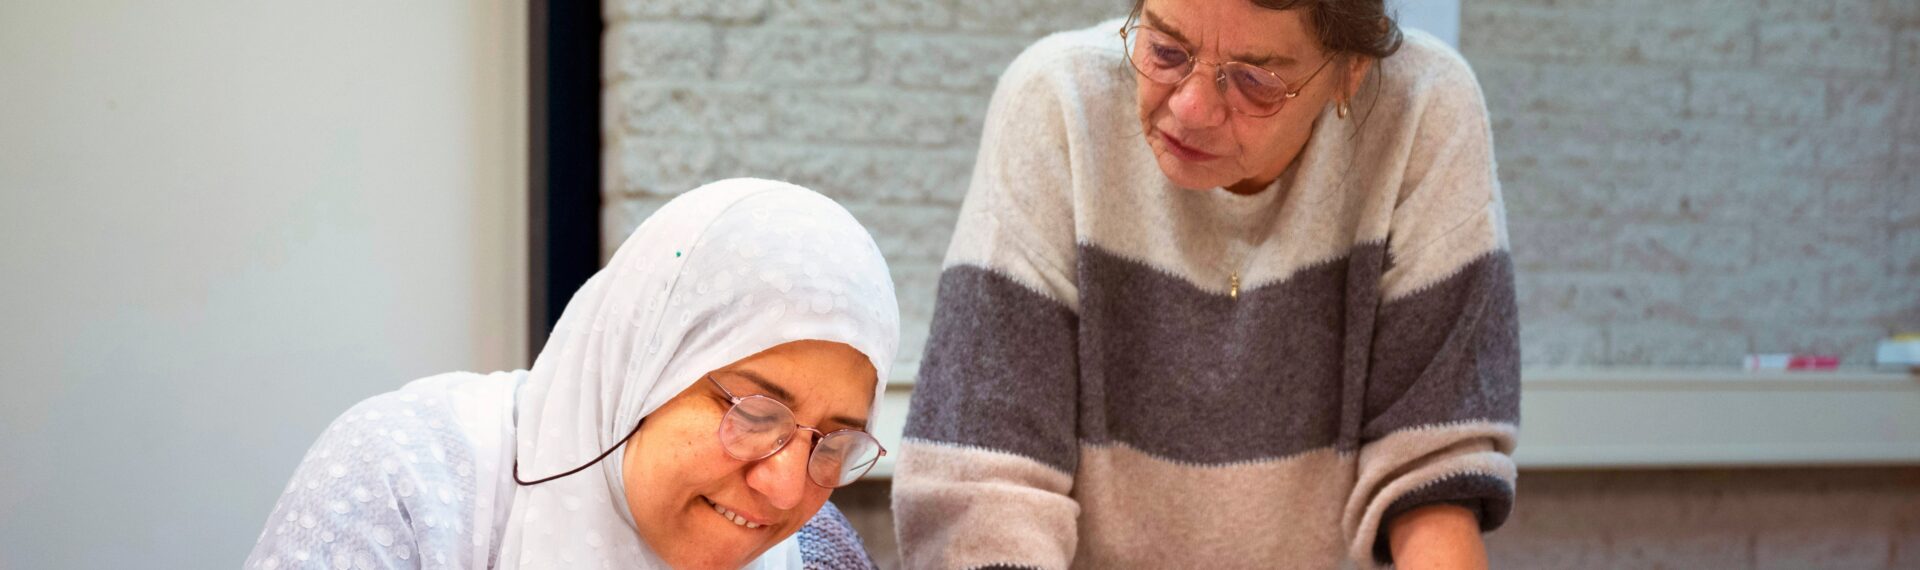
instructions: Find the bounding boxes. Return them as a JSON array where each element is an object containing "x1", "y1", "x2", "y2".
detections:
[
  {"x1": 1153, "y1": 155, "x2": 1232, "y2": 191},
  {"x1": 650, "y1": 514, "x2": 781, "y2": 569},
  {"x1": 661, "y1": 546, "x2": 760, "y2": 570},
  {"x1": 1147, "y1": 140, "x2": 1237, "y2": 191}
]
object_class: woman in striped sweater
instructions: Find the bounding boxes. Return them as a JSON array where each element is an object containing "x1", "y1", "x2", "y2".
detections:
[{"x1": 893, "y1": 1, "x2": 1519, "y2": 568}]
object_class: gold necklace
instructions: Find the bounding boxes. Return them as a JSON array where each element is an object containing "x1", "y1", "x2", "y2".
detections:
[
  {"x1": 1217, "y1": 178, "x2": 1288, "y2": 302},
  {"x1": 1225, "y1": 208, "x2": 1274, "y2": 302},
  {"x1": 1226, "y1": 246, "x2": 1251, "y2": 301}
]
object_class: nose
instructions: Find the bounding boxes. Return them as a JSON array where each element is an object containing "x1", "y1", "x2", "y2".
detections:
[
  {"x1": 1167, "y1": 64, "x2": 1227, "y2": 128},
  {"x1": 744, "y1": 433, "x2": 813, "y2": 511}
]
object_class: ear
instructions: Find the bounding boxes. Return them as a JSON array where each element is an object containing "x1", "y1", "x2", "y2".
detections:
[{"x1": 1340, "y1": 55, "x2": 1375, "y2": 103}]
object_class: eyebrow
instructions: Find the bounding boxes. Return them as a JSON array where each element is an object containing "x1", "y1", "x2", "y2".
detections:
[
  {"x1": 725, "y1": 369, "x2": 869, "y2": 431},
  {"x1": 1141, "y1": 9, "x2": 1300, "y2": 69}
]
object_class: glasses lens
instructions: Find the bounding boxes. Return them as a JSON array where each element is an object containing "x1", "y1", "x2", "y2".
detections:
[
  {"x1": 1126, "y1": 28, "x2": 1190, "y2": 84},
  {"x1": 808, "y1": 431, "x2": 883, "y2": 488},
  {"x1": 717, "y1": 396, "x2": 794, "y2": 461},
  {"x1": 1223, "y1": 63, "x2": 1290, "y2": 116}
]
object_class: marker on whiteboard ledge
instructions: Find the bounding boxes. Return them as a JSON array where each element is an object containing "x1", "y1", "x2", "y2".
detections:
[
  {"x1": 1743, "y1": 353, "x2": 1840, "y2": 372},
  {"x1": 1876, "y1": 333, "x2": 1920, "y2": 372}
]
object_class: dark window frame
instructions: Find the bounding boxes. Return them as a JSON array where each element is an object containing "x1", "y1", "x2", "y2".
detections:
[{"x1": 527, "y1": 0, "x2": 603, "y2": 361}]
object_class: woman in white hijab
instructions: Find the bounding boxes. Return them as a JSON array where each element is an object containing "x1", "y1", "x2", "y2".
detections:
[{"x1": 245, "y1": 178, "x2": 900, "y2": 569}]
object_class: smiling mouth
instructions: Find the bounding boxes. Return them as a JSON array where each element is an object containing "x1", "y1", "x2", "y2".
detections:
[{"x1": 702, "y1": 496, "x2": 765, "y2": 530}]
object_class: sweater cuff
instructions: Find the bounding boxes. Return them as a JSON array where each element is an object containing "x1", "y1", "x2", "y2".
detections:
[{"x1": 1369, "y1": 472, "x2": 1514, "y2": 565}]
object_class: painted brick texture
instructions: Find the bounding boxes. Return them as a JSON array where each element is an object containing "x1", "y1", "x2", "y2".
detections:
[
  {"x1": 1470, "y1": 0, "x2": 1919, "y2": 366},
  {"x1": 604, "y1": 0, "x2": 1127, "y2": 372},
  {"x1": 607, "y1": 0, "x2": 1917, "y2": 371}
]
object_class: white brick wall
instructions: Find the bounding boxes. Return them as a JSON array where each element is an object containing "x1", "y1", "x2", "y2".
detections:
[
  {"x1": 605, "y1": 0, "x2": 1123, "y2": 371},
  {"x1": 1470, "y1": 0, "x2": 1919, "y2": 367},
  {"x1": 606, "y1": 0, "x2": 1917, "y2": 370}
]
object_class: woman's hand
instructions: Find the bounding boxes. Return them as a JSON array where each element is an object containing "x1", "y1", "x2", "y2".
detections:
[{"x1": 1388, "y1": 503, "x2": 1488, "y2": 570}]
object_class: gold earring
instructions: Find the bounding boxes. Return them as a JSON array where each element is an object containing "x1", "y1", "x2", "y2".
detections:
[{"x1": 1336, "y1": 100, "x2": 1350, "y2": 119}]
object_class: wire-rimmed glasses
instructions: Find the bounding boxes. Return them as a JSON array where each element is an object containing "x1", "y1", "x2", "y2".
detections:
[
  {"x1": 1120, "y1": 23, "x2": 1333, "y2": 118},
  {"x1": 708, "y1": 375, "x2": 886, "y2": 488}
]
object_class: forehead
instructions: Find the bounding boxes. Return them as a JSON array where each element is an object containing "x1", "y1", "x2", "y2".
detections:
[
  {"x1": 716, "y1": 341, "x2": 876, "y2": 427},
  {"x1": 1141, "y1": 0, "x2": 1322, "y2": 62}
]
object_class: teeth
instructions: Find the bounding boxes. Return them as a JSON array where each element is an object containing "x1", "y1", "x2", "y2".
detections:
[{"x1": 705, "y1": 497, "x2": 762, "y2": 529}]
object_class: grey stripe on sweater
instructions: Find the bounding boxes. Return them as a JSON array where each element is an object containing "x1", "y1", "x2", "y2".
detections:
[
  {"x1": 1363, "y1": 251, "x2": 1521, "y2": 440},
  {"x1": 904, "y1": 263, "x2": 1081, "y2": 473},
  {"x1": 910, "y1": 242, "x2": 1518, "y2": 467}
]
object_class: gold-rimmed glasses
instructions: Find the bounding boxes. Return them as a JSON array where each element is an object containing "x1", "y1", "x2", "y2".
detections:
[
  {"x1": 707, "y1": 375, "x2": 885, "y2": 488},
  {"x1": 1120, "y1": 23, "x2": 1333, "y2": 118}
]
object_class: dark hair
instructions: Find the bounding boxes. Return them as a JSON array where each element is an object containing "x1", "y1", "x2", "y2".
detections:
[{"x1": 1128, "y1": 0, "x2": 1404, "y2": 60}]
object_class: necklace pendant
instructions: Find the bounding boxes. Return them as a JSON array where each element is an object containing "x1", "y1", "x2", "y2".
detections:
[{"x1": 1229, "y1": 272, "x2": 1240, "y2": 300}]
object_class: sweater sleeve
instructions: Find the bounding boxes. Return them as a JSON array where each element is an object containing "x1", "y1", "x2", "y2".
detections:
[
  {"x1": 891, "y1": 35, "x2": 1086, "y2": 570},
  {"x1": 795, "y1": 502, "x2": 878, "y2": 570},
  {"x1": 1341, "y1": 50, "x2": 1522, "y2": 568}
]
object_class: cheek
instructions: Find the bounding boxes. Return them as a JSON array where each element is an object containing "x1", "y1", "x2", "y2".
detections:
[
  {"x1": 1137, "y1": 82, "x2": 1170, "y2": 124},
  {"x1": 806, "y1": 485, "x2": 834, "y2": 509},
  {"x1": 626, "y1": 424, "x2": 753, "y2": 556},
  {"x1": 1234, "y1": 117, "x2": 1295, "y2": 160},
  {"x1": 778, "y1": 488, "x2": 835, "y2": 535},
  {"x1": 668, "y1": 427, "x2": 736, "y2": 481},
  {"x1": 635, "y1": 422, "x2": 736, "y2": 497},
  {"x1": 1232, "y1": 123, "x2": 1270, "y2": 159}
]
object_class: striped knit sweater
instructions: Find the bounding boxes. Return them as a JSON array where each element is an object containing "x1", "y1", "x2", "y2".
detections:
[{"x1": 892, "y1": 20, "x2": 1519, "y2": 570}]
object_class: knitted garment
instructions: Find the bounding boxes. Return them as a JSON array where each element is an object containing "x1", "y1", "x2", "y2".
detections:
[
  {"x1": 796, "y1": 502, "x2": 879, "y2": 570},
  {"x1": 893, "y1": 20, "x2": 1519, "y2": 570}
]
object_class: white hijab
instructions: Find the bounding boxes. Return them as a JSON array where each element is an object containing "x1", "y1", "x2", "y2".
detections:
[{"x1": 492, "y1": 178, "x2": 901, "y2": 569}]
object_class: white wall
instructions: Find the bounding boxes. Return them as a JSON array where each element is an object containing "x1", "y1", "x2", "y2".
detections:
[{"x1": 0, "y1": 1, "x2": 527, "y2": 567}]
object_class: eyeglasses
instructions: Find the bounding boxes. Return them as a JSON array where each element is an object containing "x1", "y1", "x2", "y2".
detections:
[
  {"x1": 1120, "y1": 23, "x2": 1333, "y2": 118},
  {"x1": 708, "y1": 375, "x2": 885, "y2": 488}
]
